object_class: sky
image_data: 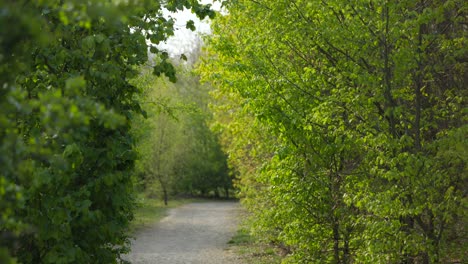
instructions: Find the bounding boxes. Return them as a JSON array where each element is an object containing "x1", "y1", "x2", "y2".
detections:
[{"x1": 158, "y1": 0, "x2": 222, "y2": 58}]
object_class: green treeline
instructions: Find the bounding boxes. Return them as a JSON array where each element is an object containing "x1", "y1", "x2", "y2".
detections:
[
  {"x1": 132, "y1": 66, "x2": 232, "y2": 204},
  {"x1": 199, "y1": 0, "x2": 467, "y2": 263},
  {"x1": 0, "y1": 0, "x2": 225, "y2": 263}
]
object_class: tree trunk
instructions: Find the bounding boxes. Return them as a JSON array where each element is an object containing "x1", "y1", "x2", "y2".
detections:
[
  {"x1": 332, "y1": 218, "x2": 341, "y2": 264},
  {"x1": 343, "y1": 235, "x2": 350, "y2": 264},
  {"x1": 163, "y1": 187, "x2": 168, "y2": 206}
]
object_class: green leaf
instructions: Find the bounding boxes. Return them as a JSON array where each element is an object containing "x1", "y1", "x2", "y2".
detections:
[{"x1": 186, "y1": 20, "x2": 196, "y2": 31}]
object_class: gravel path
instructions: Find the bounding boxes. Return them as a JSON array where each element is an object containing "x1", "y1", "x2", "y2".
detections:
[{"x1": 124, "y1": 201, "x2": 241, "y2": 264}]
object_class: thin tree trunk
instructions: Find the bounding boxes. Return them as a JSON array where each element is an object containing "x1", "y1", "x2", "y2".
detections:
[
  {"x1": 332, "y1": 217, "x2": 341, "y2": 264},
  {"x1": 414, "y1": 4, "x2": 426, "y2": 152},
  {"x1": 156, "y1": 117, "x2": 169, "y2": 206},
  {"x1": 163, "y1": 187, "x2": 168, "y2": 206},
  {"x1": 382, "y1": 1, "x2": 397, "y2": 138}
]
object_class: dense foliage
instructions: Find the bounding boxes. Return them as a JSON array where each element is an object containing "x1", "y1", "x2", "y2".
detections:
[
  {"x1": 200, "y1": 0, "x2": 467, "y2": 263},
  {"x1": 132, "y1": 65, "x2": 232, "y2": 204},
  {"x1": 0, "y1": 0, "x2": 214, "y2": 263}
]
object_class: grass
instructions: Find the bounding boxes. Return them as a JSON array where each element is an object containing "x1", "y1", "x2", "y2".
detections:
[
  {"x1": 228, "y1": 228, "x2": 284, "y2": 264},
  {"x1": 228, "y1": 228, "x2": 253, "y2": 245},
  {"x1": 129, "y1": 195, "x2": 194, "y2": 233}
]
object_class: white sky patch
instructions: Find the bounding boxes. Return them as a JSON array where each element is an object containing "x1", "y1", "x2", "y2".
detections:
[{"x1": 158, "y1": 0, "x2": 222, "y2": 57}]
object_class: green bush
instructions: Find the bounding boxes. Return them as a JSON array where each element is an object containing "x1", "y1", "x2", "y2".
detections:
[{"x1": 0, "y1": 0, "x2": 214, "y2": 263}]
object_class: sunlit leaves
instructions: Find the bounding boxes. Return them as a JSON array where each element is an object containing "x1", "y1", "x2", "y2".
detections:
[{"x1": 202, "y1": 0, "x2": 467, "y2": 262}]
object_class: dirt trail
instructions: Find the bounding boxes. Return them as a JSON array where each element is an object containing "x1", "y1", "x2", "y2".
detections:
[{"x1": 124, "y1": 201, "x2": 241, "y2": 264}]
